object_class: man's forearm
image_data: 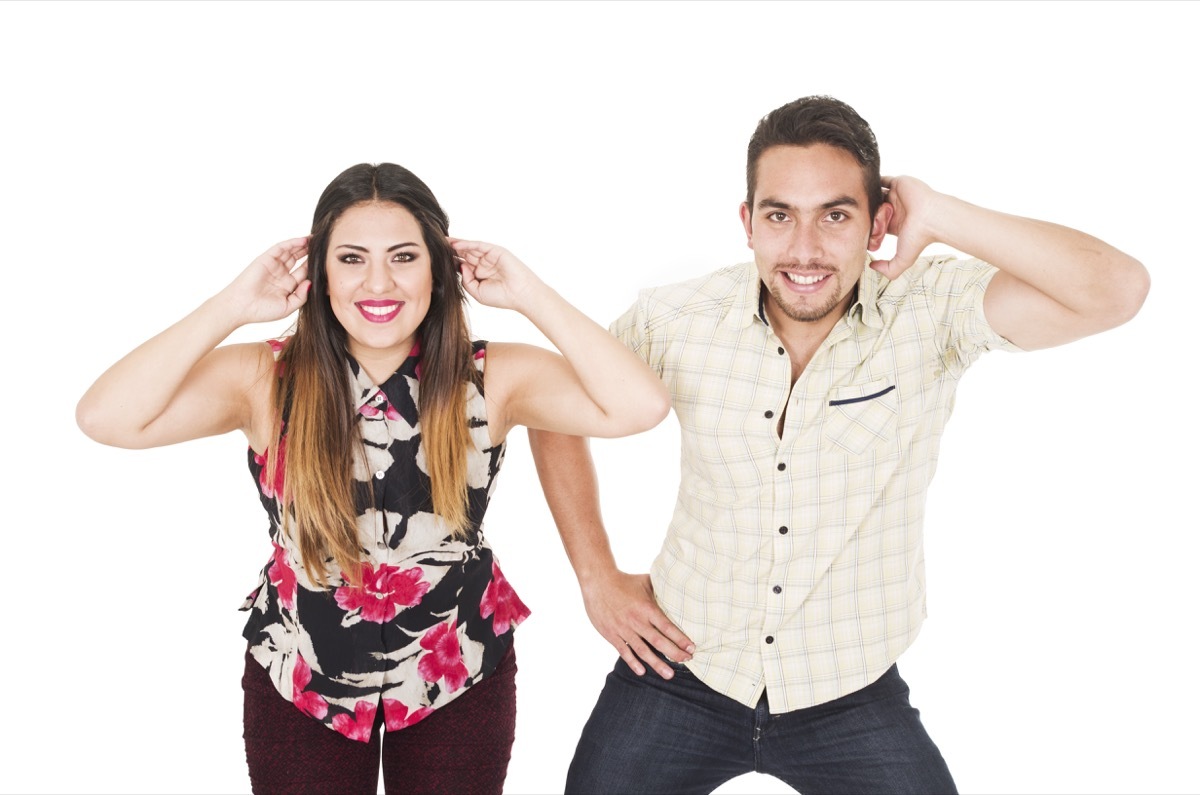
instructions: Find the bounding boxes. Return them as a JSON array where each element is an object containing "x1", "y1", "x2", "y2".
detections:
[
  {"x1": 527, "y1": 429, "x2": 619, "y2": 586},
  {"x1": 528, "y1": 428, "x2": 695, "y2": 676},
  {"x1": 930, "y1": 193, "x2": 1148, "y2": 326}
]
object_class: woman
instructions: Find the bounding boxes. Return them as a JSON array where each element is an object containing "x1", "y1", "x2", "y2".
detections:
[{"x1": 75, "y1": 163, "x2": 669, "y2": 794}]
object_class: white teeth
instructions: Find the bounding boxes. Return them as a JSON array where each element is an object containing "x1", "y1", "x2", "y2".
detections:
[
  {"x1": 361, "y1": 304, "x2": 399, "y2": 316},
  {"x1": 785, "y1": 272, "x2": 826, "y2": 285}
]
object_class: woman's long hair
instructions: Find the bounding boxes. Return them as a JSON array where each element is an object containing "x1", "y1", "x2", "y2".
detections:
[{"x1": 266, "y1": 163, "x2": 479, "y2": 587}]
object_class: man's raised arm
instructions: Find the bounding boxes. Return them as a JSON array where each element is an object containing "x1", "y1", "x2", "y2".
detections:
[{"x1": 869, "y1": 175, "x2": 1149, "y2": 351}]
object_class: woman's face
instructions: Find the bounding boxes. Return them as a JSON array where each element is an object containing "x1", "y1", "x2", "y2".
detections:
[{"x1": 325, "y1": 201, "x2": 434, "y2": 379}]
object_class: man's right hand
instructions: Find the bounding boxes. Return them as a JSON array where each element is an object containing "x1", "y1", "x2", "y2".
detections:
[
  {"x1": 526, "y1": 429, "x2": 693, "y2": 678},
  {"x1": 581, "y1": 569, "x2": 695, "y2": 679}
]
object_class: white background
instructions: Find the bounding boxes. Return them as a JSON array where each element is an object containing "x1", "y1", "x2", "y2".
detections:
[{"x1": 2, "y1": 2, "x2": 1196, "y2": 793}]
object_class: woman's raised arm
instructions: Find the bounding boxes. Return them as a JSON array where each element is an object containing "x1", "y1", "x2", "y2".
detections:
[
  {"x1": 76, "y1": 237, "x2": 311, "y2": 450},
  {"x1": 452, "y1": 239, "x2": 669, "y2": 444}
]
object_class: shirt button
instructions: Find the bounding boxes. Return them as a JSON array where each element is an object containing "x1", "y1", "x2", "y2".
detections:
[
  {"x1": 772, "y1": 585, "x2": 782, "y2": 594},
  {"x1": 777, "y1": 346, "x2": 785, "y2": 355},
  {"x1": 778, "y1": 526, "x2": 789, "y2": 535},
  {"x1": 374, "y1": 470, "x2": 385, "y2": 480},
  {"x1": 765, "y1": 636, "x2": 775, "y2": 644},
  {"x1": 764, "y1": 410, "x2": 774, "y2": 419},
  {"x1": 777, "y1": 462, "x2": 786, "y2": 471}
]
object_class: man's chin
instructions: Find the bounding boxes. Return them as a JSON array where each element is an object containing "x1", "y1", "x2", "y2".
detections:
[{"x1": 772, "y1": 291, "x2": 841, "y2": 324}]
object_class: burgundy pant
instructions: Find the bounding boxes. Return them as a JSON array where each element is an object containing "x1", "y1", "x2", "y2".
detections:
[{"x1": 242, "y1": 647, "x2": 517, "y2": 795}]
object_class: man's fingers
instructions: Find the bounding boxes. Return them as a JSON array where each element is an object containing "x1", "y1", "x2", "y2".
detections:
[
  {"x1": 608, "y1": 634, "x2": 646, "y2": 676},
  {"x1": 651, "y1": 616, "x2": 696, "y2": 658},
  {"x1": 870, "y1": 238, "x2": 921, "y2": 279},
  {"x1": 635, "y1": 622, "x2": 693, "y2": 667},
  {"x1": 626, "y1": 636, "x2": 675, "y2": 679}
]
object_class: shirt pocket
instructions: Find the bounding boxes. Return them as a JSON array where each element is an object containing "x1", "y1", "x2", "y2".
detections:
[{"x1": 822, "y1": 380, "x2": 899, "y2": 455}]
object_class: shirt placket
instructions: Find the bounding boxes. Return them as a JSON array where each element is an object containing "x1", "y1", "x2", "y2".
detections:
[
  {"x1": 364, "y1": 390, "x2": 393, "y2": 557},
  {"x1": 761, "y1": 327, "x2": 844, "y2": 708},
  {"x1": 761, "y1": 332, "x2": 800, "y2": 697}
]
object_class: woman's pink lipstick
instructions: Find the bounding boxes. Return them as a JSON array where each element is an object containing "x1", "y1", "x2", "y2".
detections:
[{"x1": 356, "y1": 300, "x2": 404, "y2": 323}]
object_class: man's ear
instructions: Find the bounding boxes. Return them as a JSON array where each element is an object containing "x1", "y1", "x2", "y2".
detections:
[
  {"x1": 868, "y1": 202, "x2": 894, "y2": 252},
  {"x1": 739, "y1": 202, "x2": 754, "y2": 249}
]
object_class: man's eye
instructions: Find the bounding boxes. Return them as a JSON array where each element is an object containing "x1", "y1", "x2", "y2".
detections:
[
  {"x1": 768, "y1": 212, "x2": 788, "y2": 222},
  {"x1": 828, "y1": 211, "x2": 846, "y2": 222}
]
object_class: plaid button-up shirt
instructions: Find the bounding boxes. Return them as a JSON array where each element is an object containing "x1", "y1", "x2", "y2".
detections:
[{"x1": 612, "y1": 255, "x2": 1019, "y2": 712}]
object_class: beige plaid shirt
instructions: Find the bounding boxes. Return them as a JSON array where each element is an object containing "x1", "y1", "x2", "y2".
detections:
[{"x1": 611, "y1": 255, "x2": 1019, "y2": 712}]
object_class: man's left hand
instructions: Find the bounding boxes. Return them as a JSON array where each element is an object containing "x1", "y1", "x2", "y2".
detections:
[{"x1": 869, "y1": 175, "x2": 940, "y2": 280}]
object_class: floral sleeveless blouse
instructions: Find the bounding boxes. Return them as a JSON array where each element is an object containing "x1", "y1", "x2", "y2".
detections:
[{"x1": 239, "y1": 338, "x2": 530, "y2": 742}]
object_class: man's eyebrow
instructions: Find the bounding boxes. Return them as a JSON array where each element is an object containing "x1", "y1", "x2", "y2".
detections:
[
  {"x1": 820, "y1": 195, "x2": 859, "y2": 210},
  {"x1": 756, "y1": 195, "x2": 860, "y2": 212},
  {"x1": 335, "y1": 242, "x2": 420, "y2": 252},
  {"x1": 757, "y1": 198, "x2": 796, "y2": 212}
]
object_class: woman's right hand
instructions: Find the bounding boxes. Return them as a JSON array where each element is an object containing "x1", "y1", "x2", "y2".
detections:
[{"x1": 218, "y1": 237, "x2": 312, "y2": 325}]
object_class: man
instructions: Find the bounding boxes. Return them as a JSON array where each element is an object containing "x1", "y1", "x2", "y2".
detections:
[{"x1": 529, "y1": 96, "x2": 1148, "y2": 794}]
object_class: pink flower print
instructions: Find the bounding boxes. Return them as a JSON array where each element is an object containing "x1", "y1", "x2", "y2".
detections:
[
  {"x1": 474, "y1": 347, "x2": 486, "y2": 361},
  {"x1": 359, "y1": 396, "x2": 402, "y2": 421},
  {"x1": 418, "y1": 620, "x2": 469, "y2": 693},
  {"x1": 291, "y1": 653, "x2": 329, "y2": 720},
  {"x1": 334, "y1": 563, "x2": 430, "y2": 624},
  {"x1": 267, "y1": 338, "x2": 288, "y2": 375},
  {"x1": 254, "y1": 435, "x2": 287, "y2": 499},
  {"x1": 480, "y1": 561, "x2": 531, "y2": 635},
  {"x1": 332, "y1": 700, "x2": 377, "y2": 742},
  {"x1": 382, "y1": 698, "x2": 433, "y2": 731},
  {"x1": 268, "y1": 542, "x2": 297, "y2": 610},
  {"x1": 410, "y1": 339, "x2": 423, "y2": 380}
]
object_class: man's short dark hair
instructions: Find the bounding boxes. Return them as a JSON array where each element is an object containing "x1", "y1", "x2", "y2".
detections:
[{"x1": 746, "y1": 96, "x2": 883, "y2": 217}]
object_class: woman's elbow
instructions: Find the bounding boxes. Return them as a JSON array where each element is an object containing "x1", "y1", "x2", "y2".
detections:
[
  {"x1": 646, "y1": 388, "x2": 672, "y2": 427},
  {"x1": 1098, "y1": 255, "x2": 1150, "y2": 330},
  {"x1": 75, "y1": 398, "x2": 140, "y2": 448},
  {"x1": 606, "y1": 386, "x2": 671, "y2": 437},
  {"x1": 1119, "y1": 258, "x2": 1151, "y2": 324}
]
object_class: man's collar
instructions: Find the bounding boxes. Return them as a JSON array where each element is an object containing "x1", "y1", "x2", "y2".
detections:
[
  {"x1": 850, "y1": 258, "x2": 886, "y2": 330},
  {"x1": 721, "y1": 262, "x2": 767, "y2": 329}
]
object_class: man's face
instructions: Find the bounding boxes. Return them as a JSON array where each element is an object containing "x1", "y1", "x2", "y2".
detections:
[{"x1": 740, "y1": 144, "x2": 888, "y2": 326}]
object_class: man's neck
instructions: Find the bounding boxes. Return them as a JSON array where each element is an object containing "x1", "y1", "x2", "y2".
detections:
[{"x1": 764, "y1": 289, "x2": 855, "y2": 384}]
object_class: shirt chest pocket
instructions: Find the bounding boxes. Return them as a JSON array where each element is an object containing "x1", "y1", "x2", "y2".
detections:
[{"x1": 822, "y1": 380, "x2": 899, "y2": 455}]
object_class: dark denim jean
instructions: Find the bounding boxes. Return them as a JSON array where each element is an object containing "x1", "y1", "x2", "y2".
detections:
[{"x1": 566, "y1": 654, "x2": 956, "y2": 795}]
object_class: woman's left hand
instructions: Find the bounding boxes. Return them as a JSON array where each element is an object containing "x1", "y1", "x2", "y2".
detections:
[{"x1": 451, "y1": 238, "x2": 544, "y2": 312}]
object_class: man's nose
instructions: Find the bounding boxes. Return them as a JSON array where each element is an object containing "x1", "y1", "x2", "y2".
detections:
[{"x1": 785, "y1": 222, "x2": 823, "y2": 264}]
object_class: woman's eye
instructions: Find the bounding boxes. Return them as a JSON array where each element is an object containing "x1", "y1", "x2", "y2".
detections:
[
  {"x1": 339, "y1": 254, "x2": 363, "y2": 264},
  {"x1": 393, "y1": 252, "x2": 415, "y2": 263}
]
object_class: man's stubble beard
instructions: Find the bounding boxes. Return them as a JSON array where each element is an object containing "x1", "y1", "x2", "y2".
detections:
[{"x1": 767, "y1": 270, "x2": 845, "y2": 324}]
